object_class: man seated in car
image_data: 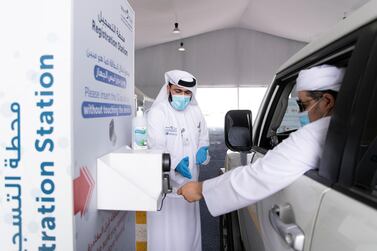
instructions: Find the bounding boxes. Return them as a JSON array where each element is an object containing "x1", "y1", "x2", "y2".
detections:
[{"x1": 178, "y1": 64, "x2": 345, "y2": 217}]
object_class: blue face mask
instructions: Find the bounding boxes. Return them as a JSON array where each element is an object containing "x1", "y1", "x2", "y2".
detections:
[
  {"x1": 298, "y1": 111, "x2": 310, "y2": 127},
  {"x1": 298, "y1": 98, "x2": 322, "y2": 127},
  {"x1": 170, "y1": 95, "x2": 191, "y2": 111}
]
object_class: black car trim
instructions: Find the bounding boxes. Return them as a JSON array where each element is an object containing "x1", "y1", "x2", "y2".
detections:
[
  {"x1": 338, "y1": 27, "x2": 377, "y2": 186},
  {"x1": 318, "y1": 27, "x2": 376, "y2": 183},
  {"x1": 333, "y1": 184, "x2": 377, "y2": 210}
]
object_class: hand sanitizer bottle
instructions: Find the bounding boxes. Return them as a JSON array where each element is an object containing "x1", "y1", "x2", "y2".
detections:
[{"x1": 132, "y1": 107, "x2": 148, "y2": 149}]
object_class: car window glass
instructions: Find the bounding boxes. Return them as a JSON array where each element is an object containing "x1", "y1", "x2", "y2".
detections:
[
  {"x1": 262, "y1": 82, "x2": 298, "y2": 149},
  {"x1": 277, "y1": 91, "x2": 301, "y2": 134}
]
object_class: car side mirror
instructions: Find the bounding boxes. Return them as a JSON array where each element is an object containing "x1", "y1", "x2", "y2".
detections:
[{"x1": 224, "y1": 110, "x2": 253, "y2": 152}]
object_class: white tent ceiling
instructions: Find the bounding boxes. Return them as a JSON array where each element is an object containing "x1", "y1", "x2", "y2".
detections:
[{"x1": 129, "y1": 0, "x2": 370, "y2": 49}]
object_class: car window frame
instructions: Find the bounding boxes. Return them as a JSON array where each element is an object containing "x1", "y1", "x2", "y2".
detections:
[
  {"x1": 333, "y1": 23, "x2": 377, "y2": 209},
  {"x1": 254, "y1": 20, "x2": 377, "y2": 187}
]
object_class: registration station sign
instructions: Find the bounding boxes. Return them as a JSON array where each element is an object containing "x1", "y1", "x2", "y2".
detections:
[{"x1": 0, "y1": 1, "x2": 135, "y2": 250}]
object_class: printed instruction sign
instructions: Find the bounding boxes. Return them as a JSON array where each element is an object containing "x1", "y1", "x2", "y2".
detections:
[{"x1": 0, "y1": 0, "x2": 135, "y2": 250}]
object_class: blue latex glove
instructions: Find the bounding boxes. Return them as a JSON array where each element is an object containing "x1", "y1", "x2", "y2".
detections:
[
  {"x1": 196, "y1": 146, "x2": 209, "y2": 165},
  {"x1": 175, "y1": 156, "x2": 192, "y2": 179}
]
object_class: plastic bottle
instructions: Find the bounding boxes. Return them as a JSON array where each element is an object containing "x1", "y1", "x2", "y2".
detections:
[{"x1": 132, "y1": 107, "x2": 148, "y2": 149}]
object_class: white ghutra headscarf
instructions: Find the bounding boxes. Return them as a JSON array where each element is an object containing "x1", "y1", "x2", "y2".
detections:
[{"x1": 152, "y1": 70, "x2": 198, "y2": 108}]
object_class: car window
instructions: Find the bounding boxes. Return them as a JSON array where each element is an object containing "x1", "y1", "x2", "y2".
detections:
[
  {"x1": 276, "y1": 92, "x2": 301, "y2": 134},
  {"x1": 260, "y1": 81, "x2": 296, "y2": 149},
  {"x1": 262, "y1": 82, "x2": 302, "y2": 149},
  {"x1": 259, "y1": 45, "x2": 353, "y2": 151}
]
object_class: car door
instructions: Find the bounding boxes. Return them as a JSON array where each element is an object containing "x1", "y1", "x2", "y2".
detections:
[
  {"x1": 310, "y1": 31, "x2": 377, "y2": 251},
  {"x1": 252, "y1": 81, "x2": 332, "y2": 251},
  {"x1": 248, "y1": 21, "x2": 377, "y2": 251}
]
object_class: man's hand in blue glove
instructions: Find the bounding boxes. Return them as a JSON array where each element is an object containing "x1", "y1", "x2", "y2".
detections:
[
  {"x1": 196, "y1": 146, "x2": 209, "y2": 165},
  {"x1": 175, "y1": 156, "x2": 192, "y2": 179}
]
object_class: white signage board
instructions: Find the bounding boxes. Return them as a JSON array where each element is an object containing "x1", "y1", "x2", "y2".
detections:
[
  {"x1": 0, "y1": 1, "x2": 135, "y2": 250},
  {"x1": 73, "y1": 0, "x2": 135, "y2": 251}
]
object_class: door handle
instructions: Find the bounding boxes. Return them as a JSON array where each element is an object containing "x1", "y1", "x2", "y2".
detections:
[{"x1": 269, "y1": 204, "x2": 305, "y2": 251}]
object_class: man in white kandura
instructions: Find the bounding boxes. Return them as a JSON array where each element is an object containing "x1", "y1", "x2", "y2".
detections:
[
  {"x1": 147, "y1": 70, "x2": 210, "y2": 251},
  {"x1": 178, "y1": 64, "x2": 345, "y2": 217}
]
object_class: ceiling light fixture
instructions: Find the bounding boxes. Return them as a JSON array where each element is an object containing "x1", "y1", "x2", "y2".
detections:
[
  {"x1": 173, "y1": 22, "x2": 181, "y2": 34},
  {"x1": 178, "y1": 42, "x2": 185, "y2": 52}
]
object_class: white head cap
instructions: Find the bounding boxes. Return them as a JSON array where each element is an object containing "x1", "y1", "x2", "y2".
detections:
[
  {"x1": 151, "y1": 70, "x2": 198, "y2": 109},
  {"x1": 296, "y1": 64, "x2": 345, "y2": 92}
]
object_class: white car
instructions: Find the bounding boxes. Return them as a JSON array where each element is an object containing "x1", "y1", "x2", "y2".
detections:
[{"x1": 221, "y1": 1, "x2": 377, "y2": 250}]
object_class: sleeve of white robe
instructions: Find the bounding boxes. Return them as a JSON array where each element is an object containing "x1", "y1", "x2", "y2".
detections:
[
  {"x1": 147, "y1": 105, "x2": 182, "y2": 179},
  {"x1": 202, "y1": 117, "x2": 330, "y2": 217},
  {"x1": 147, "y1": 107, "x2": 166, "y2": 150}
]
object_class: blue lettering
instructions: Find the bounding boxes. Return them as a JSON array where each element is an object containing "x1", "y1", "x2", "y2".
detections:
[
  {"x1": 40, "y1": 55, "x2": 54, "y2": 70},
  {"x1": 36, "y1": 54, "x2": 57, "y2": 250},
  {"x1": 35, "y1": 138, "x2": 54, "y2": 152},
  {"x1": 40, "y1": 72, "x2": 54, "y2": 88}
]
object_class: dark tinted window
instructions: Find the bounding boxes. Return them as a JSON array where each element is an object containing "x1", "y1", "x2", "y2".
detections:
[{"x1": 354, "y1": 81, "x2": 377, "y2": 197}]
